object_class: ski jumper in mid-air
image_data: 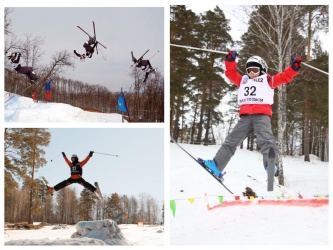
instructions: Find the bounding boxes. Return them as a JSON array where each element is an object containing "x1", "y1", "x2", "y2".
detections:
[
  {"x1": 131, "y1": 51, "x2": 156, "y2": 82},
  {"x1": 199, "y1": 51, "x2": 302, "y2": 181},
  {"x1": 74, "y1": 37, "x2": 98, "y2": 60},
  {"x1": 47, "y1": 151, "x2": 101, "y2": 198},
  {"x1": 6, "y1": 52, "x2": 40, "y2": 84}
]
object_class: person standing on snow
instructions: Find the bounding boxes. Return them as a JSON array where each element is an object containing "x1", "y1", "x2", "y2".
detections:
[
  {"x1": 74, "y1": 37, "x2": 98, "y2": 61},
  {"x1": 47, "y1": 151, "x2": 101, "y2": 198},
  {"x1": 6, "y1": 52, "x2": 40, "y2": 84},
  {"x1": 131, "y1": 51, "x2": 156, "y2": 82},
  {"x1": 198, "y1": 51, "x2": 302, "y2": 180}
]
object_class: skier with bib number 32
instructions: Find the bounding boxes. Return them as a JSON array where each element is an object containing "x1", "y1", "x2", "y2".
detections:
[
  {"x1": 46, "y1": 151, "x2": 101, "y2": 199},
  {"x1": 198, "y1": 51, "x2": 302, "y2": 181}
]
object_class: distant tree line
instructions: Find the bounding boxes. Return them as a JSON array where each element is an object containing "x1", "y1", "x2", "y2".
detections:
[
  {"x1": 4, "y1": 8, "x2": 164, "y2": 122},
  {"x1": 4, "y1": 128, "x2": 164, "y2": 225}
]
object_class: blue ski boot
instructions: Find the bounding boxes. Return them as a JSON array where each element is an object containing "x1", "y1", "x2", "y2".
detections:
[
  {"x1": 198, "y1": 158, "x2": 226, "y2": 181},
  {"x1": 265, "y1": 165, "x2": 278, "y2": 176}
]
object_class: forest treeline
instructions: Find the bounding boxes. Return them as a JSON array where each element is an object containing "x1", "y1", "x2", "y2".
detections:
[
  {"x1": 170, "y1": 5, "x2": 328, "y2": 174},
  {"x1": 4, "y1": 8, "x2": 164, "y2": 122},
  {"x1": 4, "y1": 128, "x2": 164, "y2": 225}
]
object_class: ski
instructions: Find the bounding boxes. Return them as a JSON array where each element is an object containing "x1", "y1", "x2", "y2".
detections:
[
  {"x1": 267, "y1": 147, "x2": 275, "y2": 191},
  {"x1": 94, "y1": 182, "x2": 104, "y2": 204},
  {"x1": 21, "y1": 76, "x2": 41, "y2": 96},
  {"x1": 170, "y1": 134, "x2": 234, "y2": 195},
  {"x1": 39, "y1": 177, "x2": 58, "y2": 206},
  {"x1": 22, "y1": 84, "x2": 33, "y2": 95},
  {"x1": 137, "y1": 49, "x2": 149, "y2": 62},
  {"x1": 114, "y1": 212, "x2": 128, "y2": 224},
  {"x1": 93, "y1": 21, "x2": 98, "y2": 55},
  {"x1": 77, "y1": 22, "x2": 107, "y2": 49},
  {"x1": 130, "y1": 49, "x2": 149, "y2": 68}
]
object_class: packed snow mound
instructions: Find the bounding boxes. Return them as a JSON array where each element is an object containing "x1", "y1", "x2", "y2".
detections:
[
  {"x1": 4, "y1": 92, "x2": 126, "y2": 123},
  {"x1": 71, "y1": 220, "x2": 131, "y2": 245}
]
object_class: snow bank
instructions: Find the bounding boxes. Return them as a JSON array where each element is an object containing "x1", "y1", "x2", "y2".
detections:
[
  {"x1": 5, "y1": 219, "x2": 132, "y2": 246},
  {"x1": 4, "y1": 92, "x2": 126, "y2": 123},
  {"x1": 71, "y1": 219, "x2": 131, "y2": 245}
]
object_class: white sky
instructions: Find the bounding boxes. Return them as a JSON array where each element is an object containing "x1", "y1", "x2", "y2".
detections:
[{"x1": 5, "y1": 6, "x2": 164, "y2": 92}]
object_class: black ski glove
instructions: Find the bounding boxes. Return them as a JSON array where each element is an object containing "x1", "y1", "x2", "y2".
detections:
[
  {"x1": 225, "y1": 51, "x2": 238, "y2": 62},
  {"x1": 89, "y1": 151, "x2": 94, "y2": 157},
  {"x1": 62, "y1": 152, "x2": 66, "y2": 157}
]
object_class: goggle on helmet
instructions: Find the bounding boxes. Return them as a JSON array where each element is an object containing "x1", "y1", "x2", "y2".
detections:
[{"x1": 246, "y1": 56, "x2": 268, "y2": 75}]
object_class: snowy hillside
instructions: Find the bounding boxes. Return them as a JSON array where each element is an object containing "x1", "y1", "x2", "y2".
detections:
[
  {"x1": 4, "y1": 221, "x2": 164, "y2": 245},
  {"x1": 170, "y1": 142, "x2": 329, "y2": 245},
  {"x1": 4, "y1": 92, "x2": 126, "y2": 123}
]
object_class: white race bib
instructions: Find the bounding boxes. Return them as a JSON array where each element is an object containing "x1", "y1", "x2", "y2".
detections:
[{"x1": 238, "y1": 74, "x2": 274, "y2": 105}]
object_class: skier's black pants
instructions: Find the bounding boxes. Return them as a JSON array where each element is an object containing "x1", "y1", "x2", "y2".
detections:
[
  {"x1": 15, "y1": 66, "x2": 38, "y2": 81},
  {"x1": 54, "y1": 177, "x2": 96, "y2": 193}
]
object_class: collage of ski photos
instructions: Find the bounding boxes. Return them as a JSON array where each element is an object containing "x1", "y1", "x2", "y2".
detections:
[{"x1": 3, "y1": 3, "x2": 330, "y2": 248}]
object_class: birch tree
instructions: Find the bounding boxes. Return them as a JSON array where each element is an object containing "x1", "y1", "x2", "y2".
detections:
[{"x1": 240, "y1": 5, "x2": 305, "y2": 185}]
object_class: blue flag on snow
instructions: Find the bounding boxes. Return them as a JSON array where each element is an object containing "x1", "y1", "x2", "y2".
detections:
[
  {"x1": 118, "y1": 90, "x2": 128, "y2": 112},
  {"x1": 45, "y1": 81, "x2": 51, "y2": 91}
]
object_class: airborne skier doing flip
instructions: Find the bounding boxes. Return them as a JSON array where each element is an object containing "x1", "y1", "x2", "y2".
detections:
[
  {"x1": 6, "y1": 52, "x2": 40, "y2": 84},
  {"x1": 74, "y1": 21, "x2": 106, "y2": 61},
  {"x1": 46, "y1": 151, "x2": 101, "y2": 199},
  {"x1": 131, "y1": 51, "x2": 156, "y2": 82},
  {"x1": 198, "y1": 51, "x2": 302, "y2": 182},
  {"x1": 74, "y1": 37, "x2": 97, "y2": 60}
]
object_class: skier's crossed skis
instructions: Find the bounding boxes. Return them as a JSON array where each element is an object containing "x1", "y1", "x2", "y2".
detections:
[
  {"x1": 171, "y1": 133, "x2": 278, "y2": 194},
  {"x1": 131, "y1": 50, "x2": 159, "y2": 82},
  {"x1": 75, "y1": 21, "x2": 107, "y2": 60}
]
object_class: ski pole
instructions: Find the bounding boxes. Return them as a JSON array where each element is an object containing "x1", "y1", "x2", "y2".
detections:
[
  {"x1": 303, "y1": 62, "x2": 328, "y2": 76},
  {"x1": 170, "y1": 44, "x2": 229, "y2": 55},
  {"x1": 94, "y1": 152, "x2": 119, "y2": 157},
  {"x1": 50, "y1": 153, "x2": 62, "y2": 162},
  {"x1": 149, "y1": 50, "x2": 160, "y2": 60}
]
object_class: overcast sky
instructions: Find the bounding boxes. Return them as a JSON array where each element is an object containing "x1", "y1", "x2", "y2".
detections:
[
  {"x1": 6, "y1": 7, "x2": 164, "y2": 92},
  {"x1": 37, "y1": 128, "x2": 164, "y2": 202}
]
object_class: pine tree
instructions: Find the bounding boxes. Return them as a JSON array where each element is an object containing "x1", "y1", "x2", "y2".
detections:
[
  {"x1": 78, "y1": 188, "x2": 97, "y2": 221},
  {"x1": 4, "y1": 128, "x2": 50, "y2": 224}
]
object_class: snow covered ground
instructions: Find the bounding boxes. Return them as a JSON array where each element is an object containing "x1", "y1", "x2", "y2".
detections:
[
  {"x1": 170, "y1": 143, "x2": 330, "y2": 245},
  {"x1": 4, "y1": 92, "x2": 126, "y2": 123},
  {"x1": 4, "y1": 221, "x2": 164, "y2": 246}
]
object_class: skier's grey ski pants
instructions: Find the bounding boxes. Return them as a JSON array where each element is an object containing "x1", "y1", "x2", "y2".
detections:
[{"x1": 213, "y1": 114, "x2": 278, "y2": 171}]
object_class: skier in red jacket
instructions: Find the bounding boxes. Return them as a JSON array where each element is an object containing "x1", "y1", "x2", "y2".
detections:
[
  {"x1": 46, "y1": 151, "x2": 100, "y2": 198},
  {"x1": 199, "y1": 51, "x2": 302, "y2": 180}
]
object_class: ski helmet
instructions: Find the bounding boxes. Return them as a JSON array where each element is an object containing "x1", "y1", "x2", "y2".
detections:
[
  {"x1": 246, "y1": 56, "x2": 268, "y2": 75},
  {"x1": 71, "y1": 154, "x2": 78, "y2": 160}
]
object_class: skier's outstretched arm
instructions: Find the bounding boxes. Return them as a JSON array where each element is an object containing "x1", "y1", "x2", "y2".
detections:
[
  {"x1": 269, "y1": 57, "x2": 301, "y2": 88},
  {"x1": 62, "y1": 152, "x2": 71, "y2": 167},
  {"x1": 80, "y1": 151, "x2": 94, "y2": 167}
]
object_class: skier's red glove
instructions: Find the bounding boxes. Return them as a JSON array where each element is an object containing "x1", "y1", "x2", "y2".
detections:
[
  {"x1": 291, "y1": 57, "x2": 302, "y2": 71},
  {"x1": 225, "y1": 51, "x2": 238, "y2": 62}
]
